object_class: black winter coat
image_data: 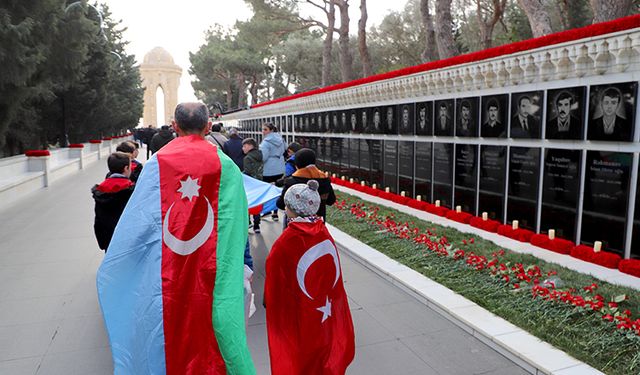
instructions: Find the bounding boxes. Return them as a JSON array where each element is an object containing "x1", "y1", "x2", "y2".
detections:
[
  {"x1": 276, "y1": 166, "x2": 336, "y2": 220},
  {"x1": 150, "y1": 129, "x2": 175, "y2": 154},
  {"x1": 92, "y1": 176, "x2": 134, "y2": 251}
]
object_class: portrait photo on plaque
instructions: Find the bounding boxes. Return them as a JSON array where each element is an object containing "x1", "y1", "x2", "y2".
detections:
[
  {"x1": 546, "y1": 86, "x2": 586, "y2": 140},
  {"x1": 349, "y1": 109, "x2": 360, "y2": 133},
  {"x1": 384, "y1": 105, "x2": 397, "y2": 135},
  {"x1": 481, "y1": 94, "x2": 508, "y2": 138},
  {"x1": 370, "y1": 107, "x2": 383, "y2": 134},
  {"x1": 588, "y1": 82, "x2": 637, "y2": 142},
  {"x1": 415, "y1": 101, "x2": 433, "y2": 136},
  {"x1": 340, "y1": 111, "x2": 349, "y2": 134},
  {"x1": 331, "y1": 111, "x2": 340, "y2": 133},
  {"x1": 510, "y1": 91, "x2": 543, "y2": 138},
  {"x1": 398, "y1": 103, "x2": 415, "y2": 135},
  {"x1": 455, "y1": 97, "x2": 479, "y2": 137},
  {"x1": 434, "y1": 99, "x2": 454, "y2": 136},
  {"x1": 316, "y1": 113, "x2": 323, "y2": 132},
  {"x1": 360, "y1": 107, "x2": 370, "y2": 134}
]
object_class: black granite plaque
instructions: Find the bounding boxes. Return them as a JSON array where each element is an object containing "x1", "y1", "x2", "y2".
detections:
[
  {"x1": 433, "y1": 143, "x2": 453, "y2": 207},
  {"x1": 582, "y1": 151, "x2": 632, "y2": 253},
  {"x1": 456, "y1": 97, "x2": 479, "y2": 137},
  {"x1": 434, "y1": 100, "x2": 454, "y2": 136},
  {"x1": 349, "y1": 138, "x2": 359, "y2": 179},
  {"x1": 348, "y1": 110, "x2": 360, "y2": 134},
  {"x1": 384, "y1": 141, "x2": 399, "y2": 193},
  {"x1": 399, "y1": 141, "x2": 414, "y2": 197},
  {"x1": 633, "y1": 163, "x2": 640, "y2": 257},
  {"x1": 481, "y1": 94, "x2": 508, "y2": 138},
  {"x1": 588, "y1": 82, "x2": 637, "y2": 142},
  {"x1": 370, "y1": 140, "x2": 384, "y2": 187},
  {"x1": 316, "y1": 138, "x2": 326, "y2": 171},
  {"x1": 332, "y1": 112, "x2": 341, "y2": 133},
  {"x1": 340, "y1": 138, "x2": 350, "y2": 175},
  {"x1": 415, "y1": 102, "x2": 433, "y2": 136},
  {"x1": 398, "y1": 104, "x2": 415, "y2": 135},
  {"x1": 359, "y1": 108, "x2": 370, "y2": 134},
  {"x1": 338, "y1": 111, "x2": 348, "y2": 134},
  {"x1": 546, "y1": 86, "x2": 586, "y2": 140},
  {"x1": 454, "y1": 145, "x2": 478, "y2": 213},
  {"x1": 479, "y1": 146, "x2": 506, "y2": 221},
  {"x1": 359, "y1": 139, "x2": 371, "y2": 183},
  {"x1": 383, "y1": 106, "x2": 397, "y2": 135},
  {"x1": 415, "y1": 142, "x2": 432, "y2": 202},
  {"x1": 511, "y1": 91, "x2": 543, "y2": 139},
  {"x1": 329, "y1": 138, "x2": 342, "y2": 175},
  {"x1": 507, "y1": 147, "x2": 540, "y2": 230},
  {"x1": 313, "y1": 113, "x2": 321, "y2": 133},
  {"x1": 370, "y1": 107, "x2": 383, "y2": 134},
  {"x1": 541, "y1": 149, "x2": 582, "y2": 241}
]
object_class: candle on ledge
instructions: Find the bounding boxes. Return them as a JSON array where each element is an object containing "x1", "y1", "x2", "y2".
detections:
[
  {"x1": 332, "y1": 173, "x2": 337, "y2": 178},
  {"x1": 456, "y1": 205, "x2": 461, "y2": 213},
  {"x1": 416, "y1": 195, "x2": 422, "y2": 201},
  {"x1": 594, "y1": 241, "x2": 602, "y2": 253},
  {"x1": 372, "y1": 184, "x2": 377, "y2": 189},
  {"x1": 361, "y1": 181, "x2": 366, "y2": 186},
  {"x1": 341, "y1": 176, "x2": 346, "y2": 181},
  {"x1": 401, "y1": 191, "x2": 406, "y2": 197},
  {"x1": 385, "y1": 187, "x2": 390, "y2": 193},
  {"x1": 349, "y1": 178, "x2": 354, "y2": 183},
  {"x1": 512, "y1": 220, "x2": 519, "y2": 230},
  {"x1": 482, "y1": 212, "x2": 488, "y2": 221},
  {"x1": 548, "y1": 229, "x2": 555, "y2": 240},
  {"x1": 435, "y1": 200, "x2": 441, "y2": 207}
]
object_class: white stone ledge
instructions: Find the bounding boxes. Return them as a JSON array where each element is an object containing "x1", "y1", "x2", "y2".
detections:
[
  {"x1": 334, "y1": 185, "x2": 640, "y2": 291},
  {"x1": 327, "y1": 223, "x2": 604, "y2": 375}
]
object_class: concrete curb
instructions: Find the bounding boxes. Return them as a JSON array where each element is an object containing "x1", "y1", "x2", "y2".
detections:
[{"x1": 327, "y1": 223, "x2": 603, "y2": 375}]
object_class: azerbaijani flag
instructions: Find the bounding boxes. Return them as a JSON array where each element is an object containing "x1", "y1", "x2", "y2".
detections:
[
  {"x1": 243, "y1": 174, "x2": 281, "y2": 216},
  {"x1": 97, "y1": 135, "x2": 256, "y2": 375}
]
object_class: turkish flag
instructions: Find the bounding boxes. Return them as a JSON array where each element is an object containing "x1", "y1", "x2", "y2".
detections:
[{"x1": 265, "y1": 219, "x2": 355, "y2": 375}]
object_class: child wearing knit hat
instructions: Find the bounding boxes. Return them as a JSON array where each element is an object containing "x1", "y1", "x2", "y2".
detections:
[{"x1": 283, "y1": 180, "x2": 321, "y2": 220}]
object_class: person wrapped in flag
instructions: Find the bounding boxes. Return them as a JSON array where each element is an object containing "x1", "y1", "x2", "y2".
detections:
[
  {"x1": 97, "y1": 103, "x2": 256, "y2": 375},
  {"x1": 265, "y1": 180, "x2": 355, "y2": 375}
]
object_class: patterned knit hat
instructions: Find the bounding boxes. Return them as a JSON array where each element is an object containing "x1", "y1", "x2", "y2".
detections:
[{"x1": 284, "y1": 180, "x2": 321, "y2": 217}]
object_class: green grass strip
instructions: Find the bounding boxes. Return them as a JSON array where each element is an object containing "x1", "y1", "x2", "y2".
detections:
[{"x1": 328, "y1": 192, "x2": 640, "y2": 375}]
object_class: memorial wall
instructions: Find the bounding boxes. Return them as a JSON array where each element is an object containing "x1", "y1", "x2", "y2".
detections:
[{"x1": 224, "y1": 22, "x2": 640, "y2": 259}]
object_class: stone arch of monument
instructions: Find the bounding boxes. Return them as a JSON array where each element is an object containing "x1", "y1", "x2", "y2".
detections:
[{"x1": 140, "y1": 47, "x2": 182, "y2": 127}]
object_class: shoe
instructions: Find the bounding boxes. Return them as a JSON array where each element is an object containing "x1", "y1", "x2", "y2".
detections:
[
  {"x1": 272, "y1": 215, "x2": 279, "y2": 222},
  {"x1": 253, "y1": 227, "x2": 261, "y2": 234}
]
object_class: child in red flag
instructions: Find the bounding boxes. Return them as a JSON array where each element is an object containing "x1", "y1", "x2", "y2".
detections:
[{"x1": 265, "y1": 180, "x2": 355, "y2": 375}]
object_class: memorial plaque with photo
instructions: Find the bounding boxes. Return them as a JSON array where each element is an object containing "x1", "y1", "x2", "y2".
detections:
[
  {"x1": 588, "y1": 82, "x2": 637, "y2": 142},
  {"x1": 349, "y1": 110, "x2": 360, "y2": 134},
  {"x1": 582, "y1": 151, "x2": 632, "y2": 253},
  {"x1": 415, "y1": 101, "x2": 433, "y2": 136},
  {"x1": 433, "y1": 143, "x2": 453, "y2": 207},
  {"x1": 330, "y1": 138, "x2": 342, "y2": 175},
  {"x1": 481, "y1": 94, "x2": 508, "y2": 138},
  {"x1": 370, "y1": 140, "x2": 384, "y2": 187},
  {"x1": 316, "y1": 138, "x2": 326, "y2": 171},
  {"x1": 360, "y1": 108, "x2": 370, "y2": 134},
  {"x1": 511, "y1": 91, "x2": 543, "y2": 138},
  {"x1": 434, "y1": 100, "x2": 454, "y2": 136},
  {"x1": 479, "y1": 146, "x2": 506, "y2": 221},
  {"x1": 507, "y1": 147, "x2": 540, "y2": 230},
  {"x1": 546, "y1": 86, "x2": 586, "y2": 140},
  {"x1": 349, "y1": 138, "x2": 359, "y2": 179},
  {"x1": 370, "y1": 107, "x2": 383, "y2": 134},
  {"x1": 455, "y1": 97, "x2": 479, "y2": 137},
  {"x1": 359, "y1": 139, "x2": 371, "y2": 183},
  {"x1": 455, "y1": 145, "x2": 478, "y2": 214},
  {"x1": 633, "y1": 163, "x2": 640, "y2": 257},
  {"x1": 384, "y1": 141, "x2": 399, "y2": 193},
  {"x1": 399, "y1": 141, "x2": 415, "y2": 197},
  {"x1": 541, "y1": 149, "x2": 582, "y2": 241},
  {"x1": 315, "y1": 113, "x2": 322, "y2": 133},
  {"x1": 398, "y1": 103, "x2": 415, "y2": 135},
  {"x1": 341, "y1": 138, "x2": 350, "y2": 175},
  {"x1": 415, "y1": 142, "x2": 432, "y2": 202},
  {"x1": 384, "y1": 106, "x2": 397, "y2": 135},
  {"x1": 340, "y1": 111, "x2": 349, "y2": 134},
  {"x1": 332, "y1": 112, "x2": 340, "y2": 133}
]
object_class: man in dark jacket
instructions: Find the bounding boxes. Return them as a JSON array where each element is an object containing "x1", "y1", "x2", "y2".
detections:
[
  {"x1": 149, "y1": 125, "x2": 175, "y2": 154},
  {"x1": 276, "y1": 148, "x2": 336, "y2": 223},
  {"x1": 223, "y1": 127, "x2": 244, "y2": 169},
  {"x1": 92, "y1": 152, "x2": 135, "y2": 251}
]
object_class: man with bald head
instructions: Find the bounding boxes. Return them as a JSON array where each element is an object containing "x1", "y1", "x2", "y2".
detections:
[{"x1": 98, "y1": 102, "x2": 256, "y2": 374}]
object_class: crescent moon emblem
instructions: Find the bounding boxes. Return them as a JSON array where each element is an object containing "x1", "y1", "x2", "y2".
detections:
[
  {"x1": 162, "y1": 197, "x2": 215, "y2": 256},
  {"x1": 296, "y1": 240, "x2": 340, "y2": 300}
]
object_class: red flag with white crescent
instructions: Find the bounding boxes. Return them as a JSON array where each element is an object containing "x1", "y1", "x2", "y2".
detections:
[{"x1": 265, "y1": 219, "x2": 355, "y2": 375}]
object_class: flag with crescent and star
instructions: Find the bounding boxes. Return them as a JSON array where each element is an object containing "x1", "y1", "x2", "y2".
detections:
[
  {"x1": 97, "y1": 135, "x2": 256, "y2": 375},
  {"x1": 264, "y1": 219, "x2": 355, "y2": 375}
]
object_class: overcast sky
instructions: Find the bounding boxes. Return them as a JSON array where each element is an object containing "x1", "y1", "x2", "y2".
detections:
[{"x1": 105, "y1": 0, "x2": 408, "y2": 103}]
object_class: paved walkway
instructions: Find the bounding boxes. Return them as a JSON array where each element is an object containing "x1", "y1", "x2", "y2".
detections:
[{"x1": 0, "y1": 149, "x2": 526, "y2": 375}]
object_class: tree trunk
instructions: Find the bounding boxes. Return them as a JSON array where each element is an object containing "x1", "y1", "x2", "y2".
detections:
[
  {"x1": 358, "y1": 0, "x2": 373, "y2": 77},
  {"x1": 334, "y1": 0, "x2": 354, "y2": 82},
  {"x1": 322, "y1": 1, "x2": 336, "y2": 87},
  {"x1": 434, "y1": 0, "x2": 459, "y2": 59},
  {"x1": 249, "y1": 75, "x2": 259, "y2": 105},
  {"x1": 518, "y1": 0, "x2": 553, "y2": 37},
  {"x1": 477, "y1": 0, "x2": 507, "y2": 50},
  {"x1": 236, "y1": 72, "x2": 246, "y2": 109},
  {"x1": 226, "y1": 80, "x2": 233, "y2": 111},
  {"x1": 590, "y1": 0, "x2": 632, "y2": 23},
  {"x1": 420, "y1": 0, "x2": 439, "y2": 62}
]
